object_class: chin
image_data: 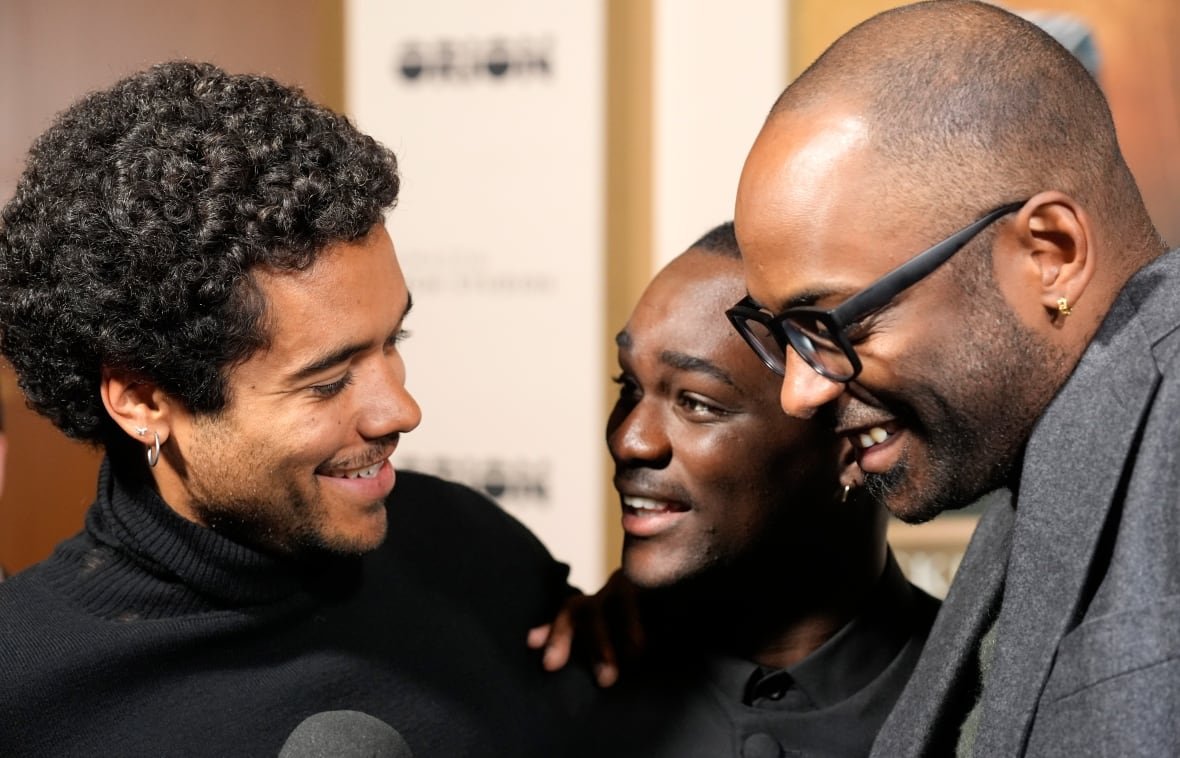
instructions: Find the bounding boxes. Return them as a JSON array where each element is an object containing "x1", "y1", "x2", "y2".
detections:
[
  {"x1": 623, "y1": 546, "x2": 727, "y2": 593},
  {"x1": 868, "y1": 466, "x2": 969, "y2": 525},
  {"x1": 340, "y1": 524, "x2": 389, "y2": 554},
  {"x1": 884, "y1": 499, "x2": 943, "y2": 525},
  {"x1": 874, "y1": 486, "x2": 944, "y2": 524},
  {"x1": 620, "y1": 553, "x2": 693, "y2": 591},
  {"x1": 305, "y1": 518, "x2": 389, "y2": 556},
  {"x1": 620, "y1": 565, "x2": 673, "y2": 591}
]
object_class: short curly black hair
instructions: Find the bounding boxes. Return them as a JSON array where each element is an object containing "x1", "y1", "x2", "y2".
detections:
[{"x1": 0, "y1": 61, "x2": 399, "y2": 447}]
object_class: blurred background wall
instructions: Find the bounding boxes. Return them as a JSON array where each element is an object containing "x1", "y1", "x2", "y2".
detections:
[{"x1": 2, "y1": 0, "x2": 1178, "y2": 595}]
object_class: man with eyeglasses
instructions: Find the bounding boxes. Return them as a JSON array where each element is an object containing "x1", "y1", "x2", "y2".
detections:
[{"x1": 731, "y1": 1, "x2": 1180, "y2": 756}]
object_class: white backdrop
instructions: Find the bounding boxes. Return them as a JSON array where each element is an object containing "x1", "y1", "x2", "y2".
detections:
[
  {"x1": 651, "y1": 0, "x2": 787, "y2": 266},
  {"x1": 345, "y1": 0, "x2": 607, "y2": 589}
]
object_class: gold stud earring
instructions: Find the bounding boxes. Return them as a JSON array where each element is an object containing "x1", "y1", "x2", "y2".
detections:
[{"x1": 1057, "y1": 296, "x2": 1072, "y2": 317}]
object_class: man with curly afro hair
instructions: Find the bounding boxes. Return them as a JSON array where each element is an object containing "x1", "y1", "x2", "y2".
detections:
[{"x1": 0, "y1": 61, "x2": 590, "y2": 757}]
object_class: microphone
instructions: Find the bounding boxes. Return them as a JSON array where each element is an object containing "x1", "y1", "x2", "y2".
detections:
[{"x1": 278, "y1": 710, "x2": 413, "y2": 757}]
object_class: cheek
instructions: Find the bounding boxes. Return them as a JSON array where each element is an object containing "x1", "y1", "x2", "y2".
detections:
[
  {"x1": 666, "y1": 429, "x2": 751, "y2": 520},
  {"x1": 710, "y1": 466, "x2": 784, "y2": 543},
  {"x1": 688, "y1": 431, "x2": 778, "y2": 507},
  {"x1": 251, "y1": 406, "x2": 347, "y2": 469},
  {"x1": 683, "y1": 428, "x2": 743, "y2": 479},
  {"x1": 853, "y1": 332, "x2": 910, "y2": 391},
  {"x1": 990, "y1": 246, "x2": 1053, "y2": 330},
  {"x1": 858, "y1": 300, "x2": 974, "y2": 389}
]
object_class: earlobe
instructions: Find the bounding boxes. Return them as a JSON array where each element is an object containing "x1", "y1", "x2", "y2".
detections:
[
  {"x1": 99, "y1": 369, "x2": 173, "y2": 446},
  {"x1": 836, "y1": 438, "x2": 864, "y2": 502},
  {"x1": 1018, "y1": 192, "x2": 1094, "y2": 322}
]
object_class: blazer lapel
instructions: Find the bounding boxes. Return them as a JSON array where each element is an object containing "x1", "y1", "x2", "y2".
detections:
[
  {"x1": 972, "y1": 288, "x2": 1161, "y2": 756},
  {"x1": 871, "y1": 489, "x2": 1014, "y2": 757}
]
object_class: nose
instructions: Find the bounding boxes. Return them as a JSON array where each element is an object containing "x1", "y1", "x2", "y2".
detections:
[
  {"x1": 359, "y1": 353, "x2": 422, "y2": 440},
  {"x1": 606, "y1": 398, "x2": 670, "y2": 467},
  {"x1": 779, "y1": 348, "x2": 846, "y2": 418}
]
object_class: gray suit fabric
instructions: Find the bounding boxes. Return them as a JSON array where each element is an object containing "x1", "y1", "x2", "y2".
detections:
[{"x1": 873, "y1": 249, "x2": 1180, "y2": 757}]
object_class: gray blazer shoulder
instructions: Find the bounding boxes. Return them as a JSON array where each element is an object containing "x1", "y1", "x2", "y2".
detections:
[{"x1": 876, "y1": 250, "x2": 1180, "y2": 757}]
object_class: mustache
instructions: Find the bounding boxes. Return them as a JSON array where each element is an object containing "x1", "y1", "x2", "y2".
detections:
[
  {"x1": 836, "y1": 390, "x2": 920, "y2": 432},
  {"x1": 612, "y1": 470, "x2": 692, "y2": 505},
  {"x1": 321, "y1": 432, "x2": 402, "y2": 471}
]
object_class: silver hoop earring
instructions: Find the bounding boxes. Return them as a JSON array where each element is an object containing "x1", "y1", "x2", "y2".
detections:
[
  {"x1": 146, "y1": 431, "x2": 161, "y2": 468},
  {"x1": 840, "y1": 484, "x2": 852, "y2": 503}
]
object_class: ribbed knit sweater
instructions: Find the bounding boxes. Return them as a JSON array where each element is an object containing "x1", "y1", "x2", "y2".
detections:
[{"x1": 0, "y1": 460, "x2": 589, "y2": 757}]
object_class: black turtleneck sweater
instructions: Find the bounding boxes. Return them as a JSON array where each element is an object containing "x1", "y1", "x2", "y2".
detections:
[{"x1": 0, "y1": 460, "x2": 591, "y2": 757}]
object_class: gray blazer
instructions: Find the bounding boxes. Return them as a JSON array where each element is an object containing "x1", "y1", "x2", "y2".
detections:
[{"x1": 873, "y1": 249, "x2": 1180, "y2": 757}]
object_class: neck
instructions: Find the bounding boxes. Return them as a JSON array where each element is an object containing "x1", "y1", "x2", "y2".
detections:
[
  {"x1": 745, "y1": 540, "x2": 886, "y2": 668},
  {"x1": 642, "y1": 517, "x2": 888, "y2": 668}
]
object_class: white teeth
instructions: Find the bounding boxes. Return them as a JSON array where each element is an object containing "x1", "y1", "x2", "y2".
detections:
[
  {"x1": 624, "y1": 496, "x2": 664, "y2": 511},
  {"x1": 343, "y1": 461, "x2": 382, "y2": 480},
  {"x1": 857, "y1": 427, "x2": 892, "y2": 449}
]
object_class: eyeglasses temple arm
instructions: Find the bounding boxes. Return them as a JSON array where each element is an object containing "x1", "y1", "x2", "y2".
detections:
[{"x1": 828, "y1": 201, "x2": 1026, "y2": 326}]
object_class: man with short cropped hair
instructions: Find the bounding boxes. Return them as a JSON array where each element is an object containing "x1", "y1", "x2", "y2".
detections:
[{"x1": 576, "y1": 224, "x2": 938, "y2": 757}]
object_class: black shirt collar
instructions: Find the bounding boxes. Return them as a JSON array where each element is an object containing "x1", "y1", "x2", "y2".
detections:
[{"x1": 709, "y1": 552, "x2": 919, "y2": 711}]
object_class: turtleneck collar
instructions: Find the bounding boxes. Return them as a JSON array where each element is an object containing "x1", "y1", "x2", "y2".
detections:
[{"x1": 49, "y1": 457, "x2": 360, "y2": 618}]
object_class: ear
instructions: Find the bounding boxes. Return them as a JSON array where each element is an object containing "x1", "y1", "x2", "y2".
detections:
[
  {"x1": 99, "y1": 368, "x2": 176, "y2": 447},
  {"x1": 836, "y1": 437, "x2": 864, "y2": 492},
  {"x1": 1010, "y1": 191, "x2": 1095, "y2": 324}
]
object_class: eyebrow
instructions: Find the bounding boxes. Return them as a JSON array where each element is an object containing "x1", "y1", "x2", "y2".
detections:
[
  {"x1": 289, "y1": 292, "x2": 414, "y2": 382},
  {"x1": 755, "y1": 286, "x2": 846, "y2": 313},
  {"x1": 659, "y1": 350, "x2": 737, "y2": 388},
  {"x1": 616, "y1": 331, "x2": 735, "y2": 386}
]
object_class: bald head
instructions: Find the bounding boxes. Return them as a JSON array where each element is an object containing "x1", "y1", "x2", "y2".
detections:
[
  {"x1": 770, "y1": 0, "x2": 1155, "y2": 254},
  {"x1": 733, "y1": 1, "x2": 1167, "y2": 522}
]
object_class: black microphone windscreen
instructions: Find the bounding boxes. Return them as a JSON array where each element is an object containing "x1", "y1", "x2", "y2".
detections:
[{"x1": 278, "y1": 710, "x2": 413, "y2": 758}]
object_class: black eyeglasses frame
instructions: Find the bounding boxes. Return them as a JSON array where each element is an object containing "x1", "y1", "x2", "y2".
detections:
[{"x1": 726, "y1": 199, "x2": 1029, "y2": 381}]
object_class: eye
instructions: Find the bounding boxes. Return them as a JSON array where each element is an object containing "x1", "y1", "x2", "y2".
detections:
[
  {"x1": 612, "y1": 373, "x2": 641, "y2": 402},
  {"x1": 843, "y1": 321, "x2": 869, "y2": 342},
  {"x1": 310, "y1": 372, "x2": 354, "y2": 397},
  {"x1": 843, "y1": 312, "x2": 882, "y2": 343},
  {"x1": 386, "y1": 329, "x2": 411, "y2": 350},
  {"x1": 677, "y1": 393, "x2": 728, "y2": 419}
]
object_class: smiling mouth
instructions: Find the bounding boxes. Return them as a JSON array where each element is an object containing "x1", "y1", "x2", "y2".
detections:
[
  {"x1": 853, "y1": 425, "x2": 894, "y2": 451},
  {"x1": 318, "y1": 457, "x2": 388, "y2": 480},
  {"x1": 622, "y1": 496, "x2": 689, "y2": 514}
]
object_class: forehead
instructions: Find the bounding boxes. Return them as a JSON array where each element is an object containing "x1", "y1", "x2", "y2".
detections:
[
  {"x1": 625, "y1": 252, "x2": 774, "y2": 383},
  {"x1": 734, "y1": 108, "x2": 923, "y2": 311},
  {"x1": 629, "y1": 252, "x2": 741, "y2": 337},
  {"x1": 251, "y1": 226, "x2": 406, "y2": 361}
]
